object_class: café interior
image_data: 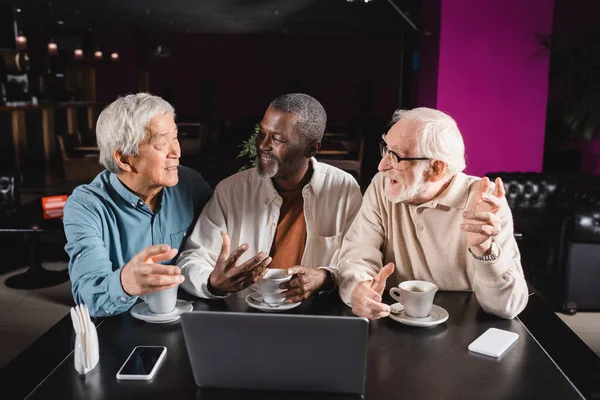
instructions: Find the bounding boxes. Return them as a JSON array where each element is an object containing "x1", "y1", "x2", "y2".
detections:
[{"x1": 1, "y1": 0, "x2": 600, "y2": 399}]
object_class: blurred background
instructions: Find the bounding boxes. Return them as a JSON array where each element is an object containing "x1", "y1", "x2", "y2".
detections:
[
  {"x1": 1, "y1": 0, "x2": 600, "y2": 368},
  {"x1": 0, "y1": 0, "x2": 423, "y2": 190}
]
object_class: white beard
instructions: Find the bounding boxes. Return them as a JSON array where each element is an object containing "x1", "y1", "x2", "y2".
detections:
[
  {"x1": 384, "y1": 164, "x2": 428, "y2": 204},
  {"x1": 256, "y1": 155, "x2": 279, "y2": 178}
]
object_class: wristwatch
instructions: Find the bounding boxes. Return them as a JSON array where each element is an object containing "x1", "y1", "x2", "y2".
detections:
[{"x1": 469, "y1": 241, "x2": 499, "y2": 261}]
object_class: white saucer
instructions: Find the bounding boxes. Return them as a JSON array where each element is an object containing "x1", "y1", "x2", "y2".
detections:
[
  {"x1": 130, "y1": 300, "x2": 193, "y2": 324},
  {"x1": 388, "y1": 304, "x2": 449, "y2": 327},
  {"x1": 245, "y1": 292, "x2": 301, "y2": 312}
]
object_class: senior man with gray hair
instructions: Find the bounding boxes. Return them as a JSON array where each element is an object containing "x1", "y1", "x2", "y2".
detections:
[
  {"x1": 178, "y1": 93, "x2": 362, "y2": 302},
  {"x1": 338, "y1": 107, "x2": 528, "y2": 320},
  {"x1": 63, "y1": 93, "x2": 212, "y2": 317}
]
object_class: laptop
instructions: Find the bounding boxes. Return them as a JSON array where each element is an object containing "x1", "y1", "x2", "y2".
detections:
[{"x1": 181, "y1": 311, "x2": 369, "y2": 395}]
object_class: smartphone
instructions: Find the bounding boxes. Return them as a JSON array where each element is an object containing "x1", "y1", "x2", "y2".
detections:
[
  {"x1": 116, "y1": 346, "x2": 167, "y2": 380},
  {"x1": 468, "y1": 328, "x2": 519, "y2": 358}
]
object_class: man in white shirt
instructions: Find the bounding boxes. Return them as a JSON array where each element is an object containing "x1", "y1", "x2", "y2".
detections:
[
  {"x1": 338, "y1": 107, "x2": 528, "y2": 320},
  {"x1": 178, "y1": 93, "x2": 362, "y2": 302}
]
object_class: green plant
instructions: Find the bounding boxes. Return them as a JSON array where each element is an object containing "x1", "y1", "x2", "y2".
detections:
[{"x1": 237, "y1": 123, "x2": 259, "y2": 171}]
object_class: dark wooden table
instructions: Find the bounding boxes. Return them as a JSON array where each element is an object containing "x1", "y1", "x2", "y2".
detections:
[{"x1": 3, "y1": 292, "x2": 600, "y2": 400}]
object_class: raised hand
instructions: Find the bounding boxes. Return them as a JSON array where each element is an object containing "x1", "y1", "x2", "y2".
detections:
[
  {"x1": 121, "y1": 244, "x2": 183, "y2": 296},
  {"x1": 351, "y1": 263, "x2": 396, "y2": 319},
  {"x1": 208, "y1": 233, "x2": 272, "y2": 295},
  {"x1": 460, "y1": 177, "x2": 506, "y2": 256}
]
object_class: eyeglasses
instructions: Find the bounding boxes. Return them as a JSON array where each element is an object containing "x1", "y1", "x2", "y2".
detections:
[{"x1": 379, "y1": 139, "x2": 430, "y2": 170}]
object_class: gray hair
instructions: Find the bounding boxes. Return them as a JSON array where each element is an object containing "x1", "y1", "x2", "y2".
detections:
[
  {"x1": 268, "y1": 93, "x2": 327, "y2": 144},
  {"x1": 96, "y1": 93, "x2": 176, "y2": 174},
  {"x1": 391, "y1": 107, "x2": 466, "y2": 176}
]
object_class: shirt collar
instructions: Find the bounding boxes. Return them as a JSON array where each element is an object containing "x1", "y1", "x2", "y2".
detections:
[
  {"x1": 305, "y1": 157, "x2": 323, "y2": 197},
  {"x1": 109, "y1": 172, "x2": 163, "y2": 210},
  {"x1": 259, "y1": 157, "x2": 323, "y2": 204},
  {"x1": 418, "y1": 172, "x2": 470, "y2": 210}
]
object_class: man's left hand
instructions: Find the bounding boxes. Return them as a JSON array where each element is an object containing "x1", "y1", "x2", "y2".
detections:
[
  {"x1": 460, "y1": 177, "x2": 506, "y2": 256},
  {"x1": 279, "y1": 266, "x2": 330, "y2": 303}
]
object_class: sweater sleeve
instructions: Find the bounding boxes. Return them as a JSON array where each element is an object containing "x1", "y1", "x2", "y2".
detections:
[
  {"x1": 469, "y1": 196, "x2": 529, "y2": 319},
  {"x1": 337, "y1": 178, "x2": 388, "y2": 305}
]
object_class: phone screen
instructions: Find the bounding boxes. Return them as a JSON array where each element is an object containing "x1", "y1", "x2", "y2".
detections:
[{"x1": 119, "y1": 346, "x2": 165, "y2": 376}]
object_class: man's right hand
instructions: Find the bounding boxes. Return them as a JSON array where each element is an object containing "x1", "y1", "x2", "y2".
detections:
[
  {"x1": 208, "y1": 233, "x2": 272, "y2": 295},
  {"x1": 121, "y1": 244, "x2": 183, "y2": 297},
  {"x1": 351, "y1": 263, "x2": 395, "y2": 320}
]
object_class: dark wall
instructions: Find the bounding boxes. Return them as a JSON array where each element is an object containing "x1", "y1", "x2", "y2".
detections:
[
  {"x1": 543, "y1": 0, "x2": 600, "y2": 174},
  {"x1": 140, "y1": 34, "x2": 402, "y2": 126}
]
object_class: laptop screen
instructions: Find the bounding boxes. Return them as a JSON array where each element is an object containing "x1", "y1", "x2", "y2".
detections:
[{"x1": 181, "y1": 311, "x2": 369, "y2": 395}]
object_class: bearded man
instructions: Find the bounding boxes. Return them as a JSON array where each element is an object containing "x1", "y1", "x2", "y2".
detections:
[
  {"x1": 178, "y1": 93, "x2": 362, "y2": 302},
  {"x1": 337, "y1": 107, "x2": 528, "y2": 320}
]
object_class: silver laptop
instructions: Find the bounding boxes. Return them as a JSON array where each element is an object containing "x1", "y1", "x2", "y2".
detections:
[{"x1": 181, "y1": 311, "x2": 369, "y2": 395}]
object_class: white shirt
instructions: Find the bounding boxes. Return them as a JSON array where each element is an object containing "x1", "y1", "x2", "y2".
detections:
[{"x1": 178, "y1": 158, "x2": 363, "y2": 299}]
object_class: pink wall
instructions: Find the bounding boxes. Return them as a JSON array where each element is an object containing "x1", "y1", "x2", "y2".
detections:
[{"x1": 424, "y1": 0, "x2": 554, "y2": 176}]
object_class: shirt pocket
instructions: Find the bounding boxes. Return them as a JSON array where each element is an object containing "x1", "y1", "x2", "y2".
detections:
[
  {"x1": 313, "y1": 232, "x2": 343, "y2": 267},
  {"x1": 169, "y1": 229, "x2": 188, "y2": 251}
]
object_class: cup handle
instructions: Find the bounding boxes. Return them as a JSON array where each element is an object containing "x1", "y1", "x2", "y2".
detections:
[{"x1": 389, "y1": 287, "x2": 402, "y2": 304}]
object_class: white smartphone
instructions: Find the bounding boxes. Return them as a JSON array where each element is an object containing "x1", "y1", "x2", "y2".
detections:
[
  {"x1": 468, "y1": 328, "x2": 519, "y2": 358},
  {"x1": 116, "y1": 346, "x2": 167, "y2": 380}
]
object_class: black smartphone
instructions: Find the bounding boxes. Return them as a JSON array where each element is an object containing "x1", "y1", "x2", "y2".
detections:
[{"x1": 116, "y1": 346, "x2": 167, "y2": 380}]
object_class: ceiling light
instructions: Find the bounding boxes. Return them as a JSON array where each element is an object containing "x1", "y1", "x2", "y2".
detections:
[
  {"x1": 16, "y1": 31, "x2": 27, "y2": 50},
  {"x1": 74, "y1": 48, "x2": 84, "y2": 60},
  {"x1": 94, "y1": 50, "x2": 103, "y2": 60},
  {"x1": 110, "y1": 52, "x2": 119, "y2": 62},
  {"x1": 48, "y1": 40, "x2": 58, "y2": 55}
]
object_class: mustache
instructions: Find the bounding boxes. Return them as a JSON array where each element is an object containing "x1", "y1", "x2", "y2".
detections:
[
  {"x1": 257, "y1": 151, "x2": 279, "y2": 162},
  {"x1": 384, "y1": 172, "x2": 399, "y2": 181}
]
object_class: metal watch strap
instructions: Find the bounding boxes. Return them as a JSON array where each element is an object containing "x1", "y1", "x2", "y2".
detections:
[{"x1": 469, "y1": 241, "x2": 498, "y2": 261}]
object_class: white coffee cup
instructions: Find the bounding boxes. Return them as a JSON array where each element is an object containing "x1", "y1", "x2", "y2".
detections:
[
  {"x1": 258, "y1": 269, "x2": 291, "y2": 305},
  {"x1": 142, "y1": 285, "x2": 178, "y2": 314},
  {"x1": 389, "y1": 280, "x2": 438, "y2": 318}
]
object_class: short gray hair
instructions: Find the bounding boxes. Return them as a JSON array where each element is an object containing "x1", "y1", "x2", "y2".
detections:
[
  {"x1": 391, "y1": 107, "x2": 466, "y2": 176},
  {"x1": 269, "y1": 93, "x2": 327, "y2": 144},
  {"x1": 96, "y1": 93, "x2": 175, "y2": 174}
]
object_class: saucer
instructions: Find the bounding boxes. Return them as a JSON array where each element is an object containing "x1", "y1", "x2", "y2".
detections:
[
  {"x1": 245, "y1": 292, "x2": 301, "y2": 312},
  {"x1": 130, "y1": 300, "x2": 193, "y2": 324},
  {"x1": 388, "y1": 304, "x2": 449, "y2": 327}
]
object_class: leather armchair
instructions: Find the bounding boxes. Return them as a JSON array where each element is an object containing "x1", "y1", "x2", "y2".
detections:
[{"x1": 487, "y1": 172, "x2": 600, "y2": 313}]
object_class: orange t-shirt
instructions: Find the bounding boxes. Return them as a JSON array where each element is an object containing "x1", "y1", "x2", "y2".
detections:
[{"x1": 268, "y1": 187, "x2": 307, "y2": 270}]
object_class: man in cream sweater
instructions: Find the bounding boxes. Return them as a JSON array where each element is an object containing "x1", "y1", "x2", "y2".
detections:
[{"x1": 338, "y1": 107, "x2": 528, "y2": 320}]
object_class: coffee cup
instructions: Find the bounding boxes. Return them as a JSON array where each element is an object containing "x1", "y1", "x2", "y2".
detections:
[
  {"x1": 389, "y1": 280, "x2": 438, "y2": 318},
  {"x1": 142, "y1": 285, "x2": 179, "y2": 314},
  {"x1": 258, "y1": 269, "x2": 291, "y2": 305}
]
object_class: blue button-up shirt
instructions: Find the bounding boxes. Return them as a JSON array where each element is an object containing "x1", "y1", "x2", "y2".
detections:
[{"x1": 63, "y1": 166, "x2": 212, "y2": 317}]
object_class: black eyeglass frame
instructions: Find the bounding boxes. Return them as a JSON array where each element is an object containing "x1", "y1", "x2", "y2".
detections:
[{"x1": 379, "y1": 139, "x2": 431, "y2": 165}]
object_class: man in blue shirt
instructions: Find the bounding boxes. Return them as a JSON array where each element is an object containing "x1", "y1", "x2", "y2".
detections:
[{"x1": 63, "y1": 93, "x2": 212, "y2": 317}]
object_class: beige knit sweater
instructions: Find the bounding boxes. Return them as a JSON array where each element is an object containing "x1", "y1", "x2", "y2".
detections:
[{"x1": 337, "y1": 172, "x2": 529, "y2": 319}]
